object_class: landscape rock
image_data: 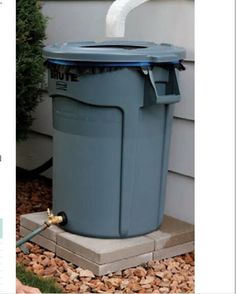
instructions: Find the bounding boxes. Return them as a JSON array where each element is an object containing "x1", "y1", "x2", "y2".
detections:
[{"x1": 16, "y1": 178, "x2": 195, "y2": 293}]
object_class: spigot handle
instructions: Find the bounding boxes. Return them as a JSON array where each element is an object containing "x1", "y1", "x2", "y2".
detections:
[{"x1": 47, "y1": 208, "x2": 51, "y2": 217}]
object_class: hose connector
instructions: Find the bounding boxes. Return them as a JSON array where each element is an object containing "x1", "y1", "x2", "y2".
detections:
[
  {"x1": 46, "y1": 208, "x2": 64, "y2": 225},
  {"x1": 16, "y1": 209, "x2": 67, "y2": 249}
]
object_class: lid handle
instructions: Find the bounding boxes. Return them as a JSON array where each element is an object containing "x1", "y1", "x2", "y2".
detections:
[{"x1": 143, "y1": 66, "x2": 181, "y2": 106}]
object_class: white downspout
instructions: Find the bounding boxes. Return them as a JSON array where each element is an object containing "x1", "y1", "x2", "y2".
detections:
[{"x1": 106, "y1": 0, "x2": 150, "y2": 38}]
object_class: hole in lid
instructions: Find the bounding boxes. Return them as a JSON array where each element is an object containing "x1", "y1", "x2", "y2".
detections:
[{"x1": 82, "y1": 45, "x2": 147, "y2": 50}]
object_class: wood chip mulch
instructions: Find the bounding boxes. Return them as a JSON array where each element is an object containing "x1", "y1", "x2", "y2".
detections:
[{"x1": 16, "y1": 177, "x2": 194, "y2": 293}]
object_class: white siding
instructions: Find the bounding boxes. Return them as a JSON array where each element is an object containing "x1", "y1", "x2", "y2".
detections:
[
  {"x1": 175, "y1": 61, "x2": 194, "y2": 120},
  {"x1": 165, "y1": 172, "x2": 194, "y2": 223},
  {"x1": 169, "y1": 118, "x2": 194, "y2": 177},
  {"x1": 17, "y1": 0, "x2": 194, "y2": 224},
  {"x1": 41, "y1": 0, "x2": 194, "y2": 60}
]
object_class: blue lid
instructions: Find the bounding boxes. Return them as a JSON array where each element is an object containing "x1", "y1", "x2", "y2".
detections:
[{"x1": 43, "y1": 40, "x2": 185, "y2": 64}]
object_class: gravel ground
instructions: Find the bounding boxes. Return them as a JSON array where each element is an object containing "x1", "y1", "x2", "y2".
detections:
[{"x1": 16, "y1": 177, "x2": 194, "y2": 293}]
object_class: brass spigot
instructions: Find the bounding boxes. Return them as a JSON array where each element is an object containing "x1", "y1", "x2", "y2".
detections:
[
  {"x1": 16, "y1": 209, "x2": 66, "y2": 249},
  {"x1": 46, "y1": 208, "x2": 64, "y2": 225}
]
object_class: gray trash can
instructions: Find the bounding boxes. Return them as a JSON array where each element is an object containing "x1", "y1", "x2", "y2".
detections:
[{"x1": 43, "y1": 40, "x2": 185, "y2": 238}]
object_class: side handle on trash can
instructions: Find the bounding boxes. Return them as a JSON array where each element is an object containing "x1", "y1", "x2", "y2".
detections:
[{"x1": 143, "y1": 67, "x2": 181, "y2": 106}]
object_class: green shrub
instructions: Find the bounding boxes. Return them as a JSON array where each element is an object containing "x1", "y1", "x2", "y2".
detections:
[{"x1": 16, "y1": 0, "x2": 47, "y2": 141}]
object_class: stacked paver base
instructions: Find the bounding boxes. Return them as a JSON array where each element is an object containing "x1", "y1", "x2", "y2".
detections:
[{"x1": 20, "y1": 212, "x2": 194, "y2": 276}]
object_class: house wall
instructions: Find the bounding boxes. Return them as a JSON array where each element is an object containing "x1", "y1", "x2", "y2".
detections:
[{"x1": 16, "y1": 0, "x2": 194, "y2": 224}]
